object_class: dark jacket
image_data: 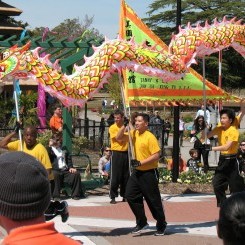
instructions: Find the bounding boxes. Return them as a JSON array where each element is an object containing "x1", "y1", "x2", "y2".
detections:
[
  {"x1": 47, "y1": 147, "x2": 73, "y2": 170},
  {"x1": 164, "y1": 121, "x2": 171, "y2": 132},
  {"x1": 237, "y1": 149, "x2": 245, "y2": 172}
]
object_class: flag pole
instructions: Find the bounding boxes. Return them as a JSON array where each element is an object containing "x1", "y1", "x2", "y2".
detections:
[
  {"x1": 202, "y1": 57, "x2": 208, "y2": 144},
  {"x1": 218, "y1": 50, "x2": 222, "y2": 113},
  {"x1": 118, "y1": 71, "x2": 135, "y2": 175},
  {"x1": 13, "y1": 80, "x2": 23, "y2": 151}
]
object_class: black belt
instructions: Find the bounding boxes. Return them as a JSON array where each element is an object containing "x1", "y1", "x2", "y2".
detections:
[
  {"x1": 134, "y1": 168, "x2": 157, "y2": 173},
  {"x1": 112, "y1": 150, "x2": 128, "y2": 153},
  {"x1": 220, "y1": 154, "x2": 237, "y2": 160}
]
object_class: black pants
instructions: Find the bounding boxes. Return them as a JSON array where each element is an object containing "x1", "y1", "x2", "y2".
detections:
[
  {"x1": 125, "y1": 169, "x2": 167, "y2": 230},
  {"x1": 110, "y1": 151, "x2": 129, "y2": 199},
  {"x1": 179, "y1": 130, "x2": 184, "y2": 146},
  {"x1": 213, "y1": 155, "x2": 245, "y2": 206},
  {"x1": 53, "y1": 170, "x2": 82, "y2": 198},
  {"x1": 196, "y1": 147, "x2": 209, "y2": 172},
  {"x1": 164, "y1": 131, "x2": 170, "y2": 145}
]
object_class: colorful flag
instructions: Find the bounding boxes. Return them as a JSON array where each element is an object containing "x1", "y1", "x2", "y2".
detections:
[{"x1": 119, "y1": 0, "x2": 238, "y2": 107}]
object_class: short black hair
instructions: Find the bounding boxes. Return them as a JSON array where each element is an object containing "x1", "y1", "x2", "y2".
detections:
[
  {"x1": 220, "y1": 109, "x2": 235, "y2": 124},
  {"x1": 114, "y1": 109, "x2": 124, "y2": 117},
  {"x1": 189, "y1": 148, "x2": 198, "y2": 156},
  {"x1": 137, "y1": 113, "x2": 150, "y2": 122},
  {"x1": 218, "y1": 192, "x2": 245, "y2": 243}
]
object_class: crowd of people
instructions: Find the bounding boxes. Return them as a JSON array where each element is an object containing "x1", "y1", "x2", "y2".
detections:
[
  {"x1": 1, "y1": 103, "x2": 245, "y2": 243},
  {"x1": 103, "y1": 105, "x2": 245, "y2": 240}
]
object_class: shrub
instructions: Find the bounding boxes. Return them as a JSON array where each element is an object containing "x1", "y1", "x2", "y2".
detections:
[
  {"x1": 72, "y1": 136, "x2": 89, "y2": 154},
  {"x1": 183, "y1": 114, "x2": 194, "y2": 123},
  {"x1": 239, "y1": 131, "x2": 245, "y2": 143},
  {"x1": 158, "y1": 168, "x2": 214, "y2": 184},
  {"x1": 37, "y1": 129, "x2": 53, "y2": 147}
]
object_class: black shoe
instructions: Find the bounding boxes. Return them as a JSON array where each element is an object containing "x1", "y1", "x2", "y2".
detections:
[
  {"x1": 57, "y1": 201, "x2": 69, "y2": 223},
  {"x1": 72, "y1": 196, "x2": 80, "y2": 200},
  {"x1": 110, "y1": 198, "x2": 116, "y2": 204},
  {"x1": 122, "y1": 198, "x2": 127, "y2": 202},
  {"x1": 154, "y1": 226, "x2": 166, "y2": 236},
  {"x1": 131, "y1": 223, "x2": 149, "y2": 234},
  {"x1": 44, "y1": 201, "x2": 58, "y2": 221}
]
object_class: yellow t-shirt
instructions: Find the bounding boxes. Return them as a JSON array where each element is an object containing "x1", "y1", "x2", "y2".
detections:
[
  {"x1": 109, "y1": 123, "x2": 128, "y2": 151},
  {"x1": 212, "y1": 126, "x2": 239, "y2": 155},
  {"x1": 131, "y1": 130, "x2": 160, "y2": 171},
  {"x1": 7, "y1": 140, "x2": 54, "y2": 180}
]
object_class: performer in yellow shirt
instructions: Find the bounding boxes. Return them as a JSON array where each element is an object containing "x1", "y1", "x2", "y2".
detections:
[
  {"x1": 0, "y1": 126, "x2": 53, "y2": 180},
  {"x1": 109, "y1": 109, "x2": 129, "y2": 204},
  {"x1": 204, "y1": 109, "x2": 245, "y2": 207},
  {"x1": 117, "y1": 113, "x2": 167, "y2": 236},
  {"x1": 0, "y1": 125, "x2": 69, "y2": 223},
  {"x1": 217, "y1": 101, "x2": 245, "y2": 129}
]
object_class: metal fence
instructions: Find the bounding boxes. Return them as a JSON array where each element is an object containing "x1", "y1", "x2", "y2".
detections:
[
  {"x1": 0, "y1": 119, "x2": 167, "y2": 154},
  {"x1": 73, "y1": 118, "x2": 167, "y2": 154}
]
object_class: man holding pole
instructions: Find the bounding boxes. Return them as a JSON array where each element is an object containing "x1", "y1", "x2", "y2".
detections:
[
  {"x1": 204, "y1": 108, "x2": 245, "y2": 207},
  {"x1": 117, "y1": 113, "x2": 167, "y2": 236},
  {"x1": 109, "y1": 109, "x2": 130, "y2": 204}
]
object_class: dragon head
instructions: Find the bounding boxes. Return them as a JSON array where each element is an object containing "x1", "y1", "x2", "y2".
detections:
[{"x1": 0, "y1": 41, "x2": 31, "y2": 80}]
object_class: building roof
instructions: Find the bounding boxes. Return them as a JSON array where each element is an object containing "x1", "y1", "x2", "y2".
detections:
[{"x1": 0, "y1": 1, "x2": 22, "y2": 16}]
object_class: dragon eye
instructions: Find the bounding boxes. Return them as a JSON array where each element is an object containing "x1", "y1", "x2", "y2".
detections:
[{"x1": 2, "y1": 51, "x2": 10, "y2": 60}]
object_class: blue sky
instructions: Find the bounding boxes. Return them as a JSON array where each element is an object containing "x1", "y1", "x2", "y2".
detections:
[{"x1": 7, "y1": 0, "x2": 153, "y2": 39}]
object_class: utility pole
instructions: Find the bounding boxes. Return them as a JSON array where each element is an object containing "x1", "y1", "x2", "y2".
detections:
[{"x1": 172, "y1": 0, "x2": 182, "y2": 182}]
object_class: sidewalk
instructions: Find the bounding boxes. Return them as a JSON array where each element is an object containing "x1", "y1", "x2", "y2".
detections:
[
  {"x1": 50, "y1": 136, "x2": 223, "y2": 244},
  {"x1": 52, "y1": 193, "x2": 222, "y2": 245}
]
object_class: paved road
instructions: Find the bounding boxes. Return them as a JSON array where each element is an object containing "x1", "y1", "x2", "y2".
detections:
[
  {"x1": 52, "y1": 193, "x2": 222, "y2": 245},
  {"x1": 49, "y1": 135, "x2": 224, "y2": 244}
]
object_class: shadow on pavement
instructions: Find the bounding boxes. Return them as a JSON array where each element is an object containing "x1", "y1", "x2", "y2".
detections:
[{"x1": 167, "y1": 221, "x2": 216, "y2": 234}]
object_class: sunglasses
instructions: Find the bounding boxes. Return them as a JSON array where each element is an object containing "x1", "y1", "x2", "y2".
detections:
[
  {"x1": 240, "y1": 144, "x2": 245, "y2": 146},
  {"x1": 105, "y1": 149, "x2": 111, "y2": 152}
]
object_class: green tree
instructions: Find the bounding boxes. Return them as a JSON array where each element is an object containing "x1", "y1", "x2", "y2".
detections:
[
  {"x1": 29, "y1": 16, "x2": 103, "y2": 41},
  {"x1": 144, "y1": 0, "x2": 245, "y2": 88},
  {"x1": 106, "y1": 74, "x2": 122, "y2": 108}
]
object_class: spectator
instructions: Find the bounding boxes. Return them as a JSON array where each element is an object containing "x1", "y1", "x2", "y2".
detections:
[
  {"x1": 186, "y1": 148, "x2": 203, "y2": 174},
  {"x1": 190, "y1": 115, "x2": 211, "y2": 173},
  {"x1": 204, "y1": 108, "x2": 245, "y2": 207},
  {"x1": 150, "y1": 111, "x2": 164, "y2": 140},
  {"x1": 102, "y1": 98, "x2": 107, "y2": 110},
  {"x1": 148, "y1": 111, "x2": 154, "y2": 132},
  {"x1": 49, "y1": 105, "x2": 63, "y2": 138},
  {"x1": 195, "y1": 104, "x2": 211, "y2": 125},
  {"x1": 164, "y1": 118, "x2": 171, "y2": 146},
  {"x1": 0, "y1": 151, "x2": 80, "y2": 244},
  {"x1": 110, "y1": 99, "x2": 115, "y2": 109},
  {"x1": 98, "y1": 146, "x2": 111, "y2": 184},
  {"x1": 236, "y1": 141, "x2": 245, "y2": 177},
  {"x1": 217, "y1": 192, "x2": 245, "y2": 244},
  {"x1": 99, "y1": 116, "x2": 106, "y2": 147},
  {"x1": 47, "y1": 136, "x2": 84, "y2": 200},
  {"x1": 167, "y1": 153, "x2": 186, "y2": 173},
  {"x1": 179, "y1": 116, "x2": 185, "y2": 147}
]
